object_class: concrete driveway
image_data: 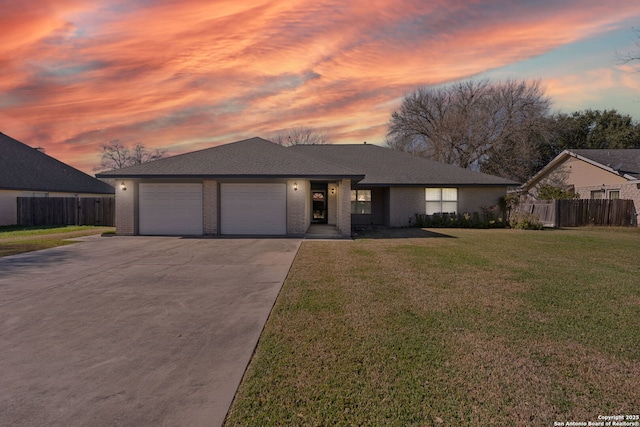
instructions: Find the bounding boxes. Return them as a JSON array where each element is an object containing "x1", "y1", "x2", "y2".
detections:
[{"x1": 0, "y1": 236, "x2": 301, "y2": 427}]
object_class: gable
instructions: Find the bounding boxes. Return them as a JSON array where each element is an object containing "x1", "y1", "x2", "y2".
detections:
[
  {"x1": 571, "y1": 149, "x2": 640, "y2": 180},
  {"x1": 523, "y1": 149, "x2": 638, "y2": 191},
  {"x1": 562, "y1": 157, "x2": 627, "y2": 187}
]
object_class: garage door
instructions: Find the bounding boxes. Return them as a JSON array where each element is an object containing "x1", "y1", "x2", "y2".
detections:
[
  {"x1": 220, "y1": 183, "x2": 286, "y2": 235},
  {"x1": 139, "y1": 183, "x2": 203, "y2": 235}
]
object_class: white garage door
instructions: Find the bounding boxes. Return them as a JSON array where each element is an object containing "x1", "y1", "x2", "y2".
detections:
[
  {"x1": 221, "y1": 183, "x2": 287, "y2": 235},
  {"x1": 139, "y1": 183, "x2": 203, "y2": 235}
]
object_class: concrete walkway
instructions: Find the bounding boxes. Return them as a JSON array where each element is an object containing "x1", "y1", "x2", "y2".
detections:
[
  {"x1": 304, "y1": 224, "x2": 350, "y2": 239},
  {"x1": 0, "y1": 236, "x2": 301, "y2": 427}
]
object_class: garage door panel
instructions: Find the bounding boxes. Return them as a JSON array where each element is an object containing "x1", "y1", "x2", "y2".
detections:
[
  {"x1": 139, "y1": 183, "x2": 203, "y2": 235},
  {"x1": 221, "y1": 183, "x2": 286, "y2": 235}
]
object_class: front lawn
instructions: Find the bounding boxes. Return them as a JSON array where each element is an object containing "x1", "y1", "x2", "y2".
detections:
[
  {"x1": 0, "y1": 225, "x2": 114, "y2": 257},
  {"x1": 225, "y1": 227, "x2": 640, "y2": 426}
]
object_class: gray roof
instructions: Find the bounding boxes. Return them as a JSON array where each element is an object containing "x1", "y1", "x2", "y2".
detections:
[
  {"x1": 290, "y1": 144, "x2": 519, "y2": 186},
  {"x1": 97, "y1": 137, "x2": 364, "y2": 179},
  {"x1": 571, "y1": 149, "x2": 640, "y2": 180},
  {"x1": 0, "y1": 132, "x2": 115, "y2": 194}
]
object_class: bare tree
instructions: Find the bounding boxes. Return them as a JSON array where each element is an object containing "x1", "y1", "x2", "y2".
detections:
[
  {"x1": 617, "y1": 27, "x2": 640, "y2": 64},
  {"x1": 386, "y1": 79, "x2": 552, "y2": 182},
  {"x1": 96, "y1": 140, "x2": 167, "y2": 171},
  {"x1": 270, "y1": 126, "x2": 330, "y2": 146},
  {"x1": 129, "y1": 143, "x2": 167, "y2": 165}
]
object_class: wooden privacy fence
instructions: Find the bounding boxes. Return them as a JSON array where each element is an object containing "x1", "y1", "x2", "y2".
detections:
[
  {"x1": 556, "y1": 199, "x2": 635, "y2": 227},
  {"x1": 516, "y1": 200, "x2": 556, "y2": 227},
  {"x1": 17, "y1": 197, "x2": 115, "y2": 227},
  {"x1": 515, "y1": 199, "x2": 636, "y2": 227}
]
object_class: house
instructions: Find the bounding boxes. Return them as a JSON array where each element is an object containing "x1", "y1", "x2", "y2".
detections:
[
  {"x1": 290, "y1": 143, "x2": 517, "y2": 227},
  {"x1": 0, "y1": 132, "x2": 115, "y2": 226},
  {"x1": 520, "y1": 149, "x2": 640, "y2": 225},
  {"x1": 96, "y1": 137, "x2": 518, "y2": 237}
]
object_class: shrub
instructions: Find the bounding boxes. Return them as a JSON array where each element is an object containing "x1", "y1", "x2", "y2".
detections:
[
  {"x1": 537, "y1": 184, "x2": 578, "y2": 200},
  {"x1": 509, "y1": 212, "x2": 544, "y2": 230},
  {"x1": 499, "y1": 193, "x2": 519, "y2": 222},
  {"x1": 411, "y1": 211, "x2": 506, "y2": 229}
]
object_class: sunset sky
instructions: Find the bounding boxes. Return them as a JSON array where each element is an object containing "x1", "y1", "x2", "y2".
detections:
[{"x1": 2, "y1": 1, "x2": 640, "y2": 174}]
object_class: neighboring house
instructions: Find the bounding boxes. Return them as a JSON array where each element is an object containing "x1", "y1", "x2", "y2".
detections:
[
  {"x1": 520, "y1": 149, "x2": 640, "y2": 224},
  {"x1": 96, "y1": 137, "x2": 518, "y2": 237},
  {"x1": 0, "y1": 132, "x2": 115, "y2": 226}
]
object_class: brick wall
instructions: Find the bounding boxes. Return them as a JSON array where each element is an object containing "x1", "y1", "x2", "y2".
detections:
[
  {"x1": 115, "y1": 180, "x2": 136, "y2": 235},
  {"x1": 203, "y1": 180, "x2": 218, "y2": 235},
  {"x1": 620, "y1": 182, "x2": 640, "y2": 226},
  {"x1": 389, "y1": 186, "x2": 509, "y2": 227},
  {"x1": 389, "y1": 187, "x2": 424, "y2": 227},
  {"x1": 458, "y1": 187, "x2": 507, "y2": 213},
  {"x1": 327, "y1": 183, "x2": 338, "y2": 225},
  {"x1": 336, "y1": 179, "x2": 351, "y2": 236},
  {"x1": 287, "y1": 179, "x2": 308, "y2": 235}
]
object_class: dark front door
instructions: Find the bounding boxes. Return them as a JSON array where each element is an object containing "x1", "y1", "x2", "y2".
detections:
[{"x1": 312, "y1": 190, "x2": 327, "y2": 223}]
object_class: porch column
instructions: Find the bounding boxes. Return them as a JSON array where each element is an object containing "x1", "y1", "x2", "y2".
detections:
[{"x1": 336, "y1": 179, "x2": 351, "y2": 236}]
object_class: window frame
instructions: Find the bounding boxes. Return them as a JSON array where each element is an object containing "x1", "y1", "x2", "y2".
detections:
[
  {"x1": 351, "y1": 189, "x2": 372, "y2": 214},
  {"x1": 425, "y1": 188, "x2": 458, "y2": 215}
]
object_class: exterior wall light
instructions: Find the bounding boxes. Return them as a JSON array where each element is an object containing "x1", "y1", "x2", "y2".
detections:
[
  {"x1": 120, "y1": 182, "x2": 127, "y2": 191},
  {"x1": 293, "y1": 182, "x2": 298, "y2": 191}
]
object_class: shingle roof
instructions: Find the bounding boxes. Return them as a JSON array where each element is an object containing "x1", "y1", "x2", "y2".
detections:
[
  {"x1": 290, "y1": 144, "x2": 519, "y2": 186},
  {"x1": 571, "y1": 149, "x2": 640, "y2": 180},
  {"x1": 96, "y1": 137, "x2": 518, "y2": 186},
  {"x1": 0, "y1": 132, "x2": 115, "y2": 194},
  {"x1": 96, "y1": 137, "x2": 364, "y2": 179}
]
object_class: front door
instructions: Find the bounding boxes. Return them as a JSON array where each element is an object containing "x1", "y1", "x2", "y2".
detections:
[{"x1": 312, "y1": 190, "x2": 327, "y2": 223}]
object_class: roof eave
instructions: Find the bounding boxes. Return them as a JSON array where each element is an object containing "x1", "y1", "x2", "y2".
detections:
[
  {"x1": 356, "y1": 182, "x2": 519, "y2": 187},
  {"x1": 0, "y1": 185, "x2": 114, "y2": 194},
  {"x1": 96, "y1": 173, "x2": 365, "y2": 181}
]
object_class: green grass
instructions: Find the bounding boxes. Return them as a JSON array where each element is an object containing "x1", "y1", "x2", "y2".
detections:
[
  {"x1": 225, "y1": 227, "x2": 640, "y2": 426},
  {"x1": 0, "y1": 225, "x2": 104, "y2": 238},
  {"x1": 0, "y1": 225, "x2": 114, "y2": 257}
]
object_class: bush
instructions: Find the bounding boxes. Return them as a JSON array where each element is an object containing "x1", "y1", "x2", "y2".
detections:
[
  {"x1": 537, "y1": 184, "x2": 578, "y2": 200},
  {"x1": 509, "y1": 212, "x2": 544, "y2": 230},
  {"x1": 410, "y1": 211, "x2": 506, "y2": 229}
]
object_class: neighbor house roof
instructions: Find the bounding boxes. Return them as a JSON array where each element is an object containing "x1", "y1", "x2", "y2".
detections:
[
  {"x1": 96, "y1": 137, "x2": 364, "y2": 180},
  {"x1": 522, "y1": 149, "x2": 640, "y2": 190},
  {"x1": 290, "y1": 143, "x2": 520, "y2": 186},
  {"x1": 0, "y1": 132, "x2": 115, "y2": 194}
]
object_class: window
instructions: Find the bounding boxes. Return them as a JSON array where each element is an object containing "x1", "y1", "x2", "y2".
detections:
[
  {"x1": 351, "y1": 189, "x2": 371, "y2": 214},
  {"x1": 608, "y1": 190, "x2": 620, "y2": 200},
  {"x1": 590, "y1": 190, "x2": 605, "y2": 200},
  {"x1": 425, "y1": 188, "x2": 457, "y2": 215}
]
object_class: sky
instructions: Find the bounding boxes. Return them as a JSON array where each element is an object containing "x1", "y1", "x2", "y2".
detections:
[{"x1": 2, "y1": 0, "x2": 640, "y2": 174}]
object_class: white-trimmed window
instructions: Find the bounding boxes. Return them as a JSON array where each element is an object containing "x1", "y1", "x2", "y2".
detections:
[
  {"x1": 351, "y1": 190, "x2": 371, "y2": 214},
  {"x1": 590, "y1": 190, "x2": 605, "y2": 199},
  {"x1": 425, "y1": 188, "x2": 457, "y2": 215},
  {"x1": 608, "y1": 190, "x2": 620, "y2": 200}
]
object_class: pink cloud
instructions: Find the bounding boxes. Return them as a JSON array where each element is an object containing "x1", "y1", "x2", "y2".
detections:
[{"x1": 2, "y1": 0, "x2": 640, "y2": 172}]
